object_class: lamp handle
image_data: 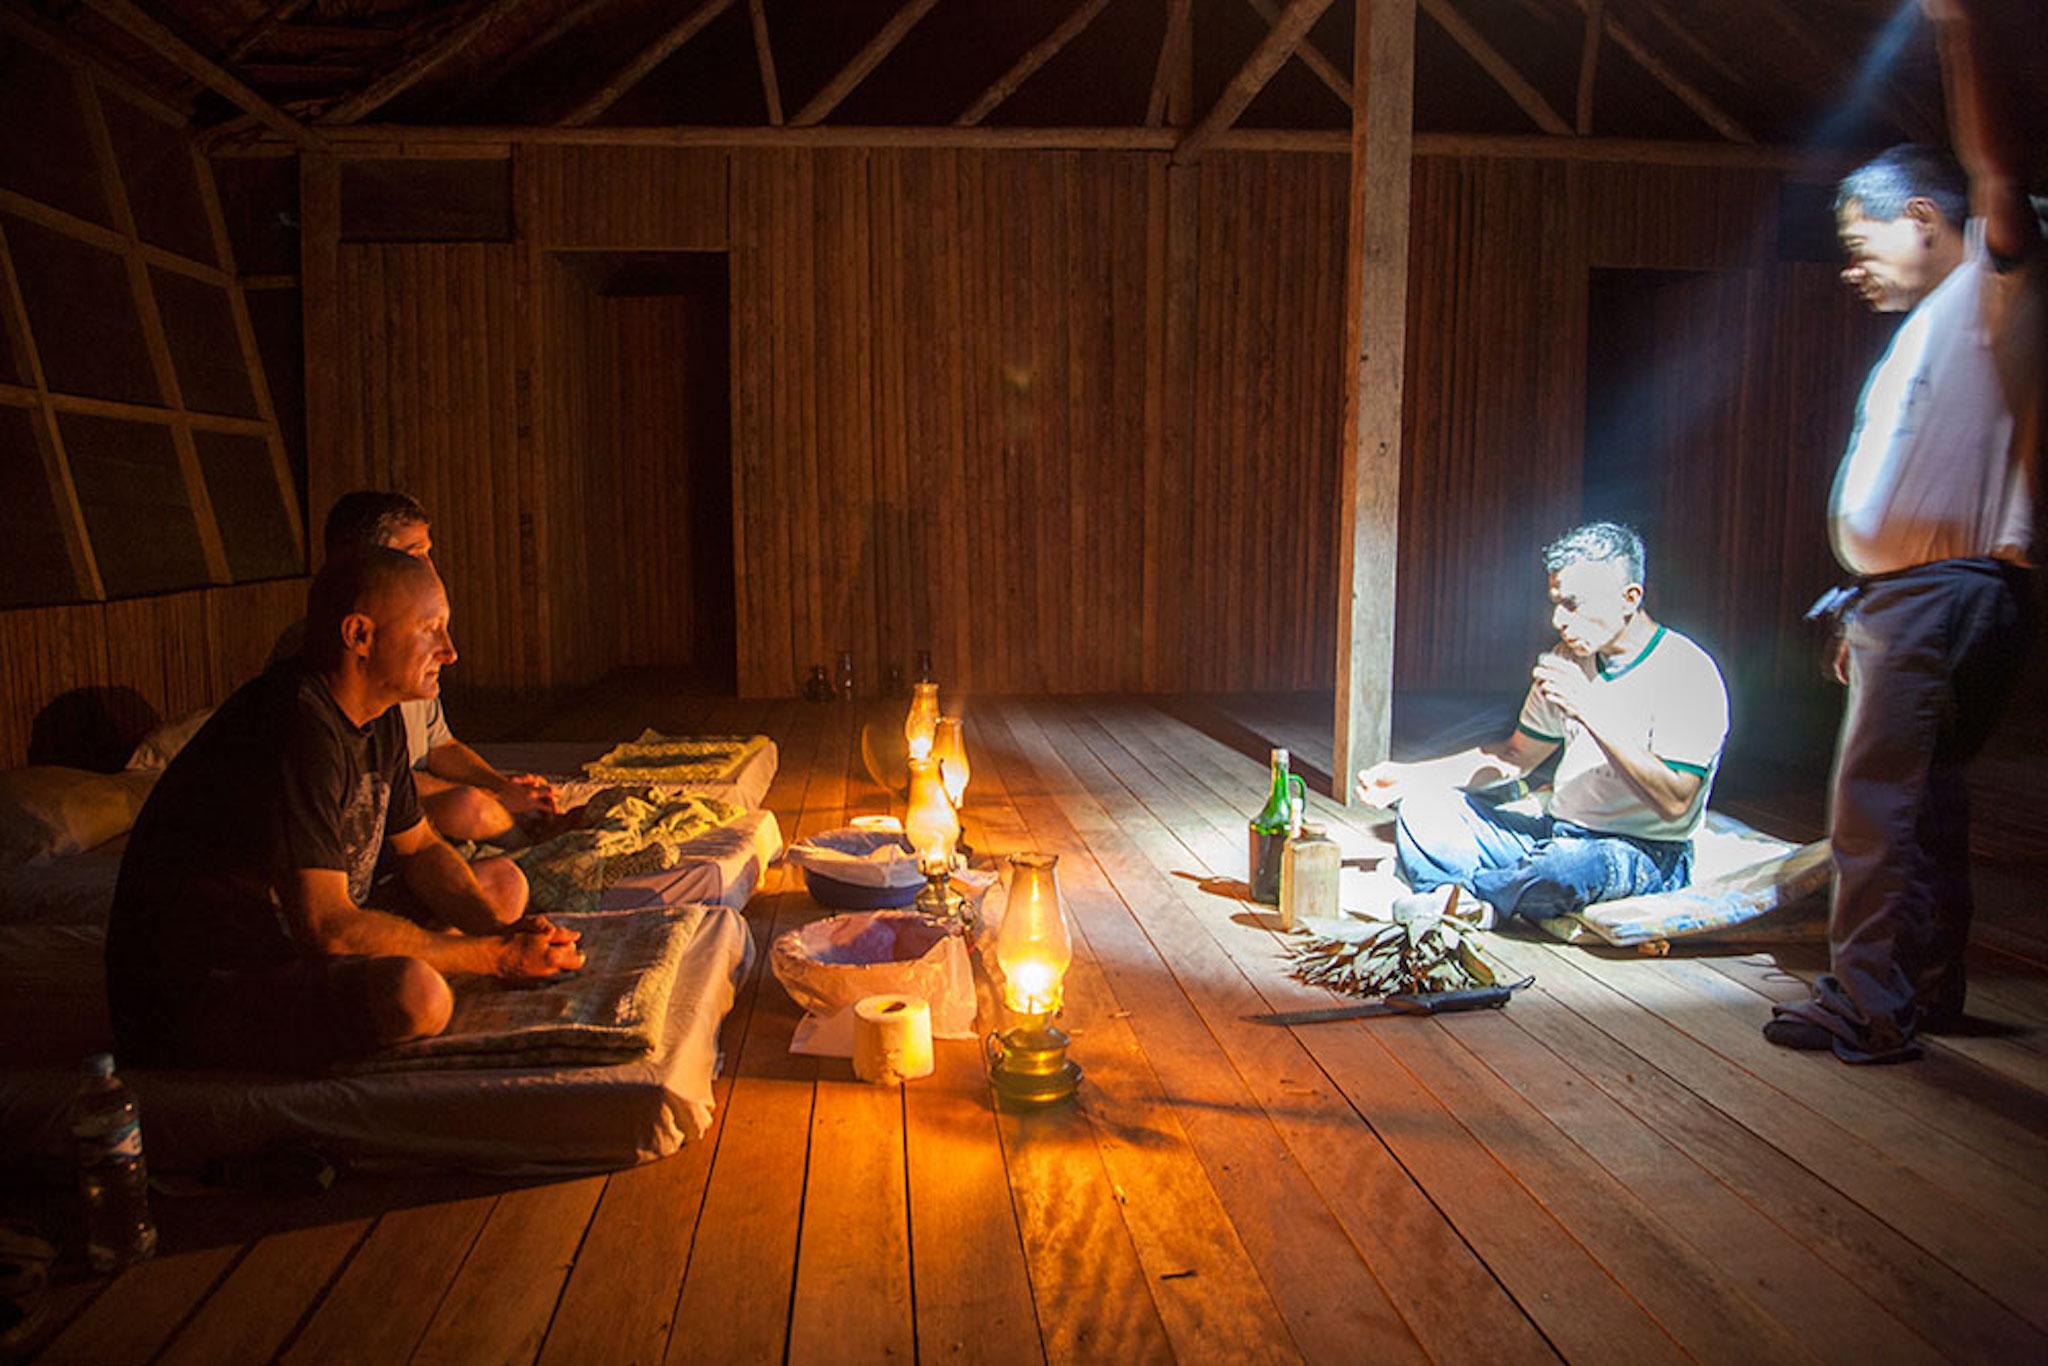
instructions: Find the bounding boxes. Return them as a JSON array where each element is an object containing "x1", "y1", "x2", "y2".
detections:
[{"x1": 984, "y1": 1031, "x2": 1007, "y2": 1073}]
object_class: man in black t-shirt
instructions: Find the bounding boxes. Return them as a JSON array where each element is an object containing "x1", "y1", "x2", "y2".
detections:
[{"x1": 105, "y1": 548, "x2": 584, "y2": 1071}]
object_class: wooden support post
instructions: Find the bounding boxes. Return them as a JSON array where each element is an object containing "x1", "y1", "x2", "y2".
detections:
[
  {"x1": 560, "y1": 0, "x2": 736, "y2": 127},
  {"x1": 789, "y1": 0, "x2": 941, "y2": 127},
  {"x1": 1418, "y1": 0, "x2": 1568, "y2": 136},
  {"x1": 320, "y1": 0, "x2": 530, "y2": 126},
  {"x1": 1174, "y1": 0, "x2": 1336, "y2": 164},
  {"x1": 956, "y1": 0, "x2": 1112, "y2": 127},
  {"x1": 1576, "y1": 0, "x2": 1603, "y2": 135},
  {"x1": 72, "y1": 0, "x2": 326, "y2": 150},
  {"x1": 299, "y1": 154, "x2": 341, "y2": 559},
  {"x1": 1332, "y1": 0, "x2": 1413, "y2": 800},
  {"x1": 747, "y1": 0, "x2": 783, "y2": 126}
]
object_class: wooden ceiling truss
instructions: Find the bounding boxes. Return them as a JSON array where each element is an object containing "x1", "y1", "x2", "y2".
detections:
[{"x1": 17, "y1": 2, "x2": 1938, "y2": 173}]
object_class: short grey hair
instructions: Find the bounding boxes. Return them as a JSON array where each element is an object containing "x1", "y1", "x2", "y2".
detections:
[
  {"x1": 1834, "y1": 144, "x2": 1968, "y2": 228},
  {"x1": 1543, "y1": 522, "x2": 1645, "y2": 585}
]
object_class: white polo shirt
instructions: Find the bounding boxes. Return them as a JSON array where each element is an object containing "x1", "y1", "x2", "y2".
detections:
[
  {"x1": 1516, "y1": 625, "x2": 1729, "y2": 843},
  {"x1": 1831, "y1": 220, "x2": 2041, "y2": 575}
]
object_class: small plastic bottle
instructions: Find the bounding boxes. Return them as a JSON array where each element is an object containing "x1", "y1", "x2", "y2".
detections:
[
  {"x1": 835, "y1": 650, "x2": 856, "y2": 701},
  {"x1": 70, "y1": 1054, "x2": 157, "y2": 1273},
  {"x1": 1279, "y1": 820, "x2": 1340, "y2": 931}
]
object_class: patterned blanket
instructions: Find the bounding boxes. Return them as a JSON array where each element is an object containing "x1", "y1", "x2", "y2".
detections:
[
  {"x1": 580, "y1": 731, "x2": 765, "y2": 785},
  {"x1": 343, "y1": 905, "x2": 706, "y2": 1073},
  {"x1": 511, "y1": 786, "x2": 744, "y2": 916}
]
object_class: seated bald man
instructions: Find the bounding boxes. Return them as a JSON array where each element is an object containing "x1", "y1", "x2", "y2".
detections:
[
  {"x1": 274, "y1": 490, "x2": 559, "y2": 843},
  {"x1": 105, "y1": 548, "x2": 583, "y2": 1072}
]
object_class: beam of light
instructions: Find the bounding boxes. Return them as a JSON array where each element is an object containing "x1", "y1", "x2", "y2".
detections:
[{"x1": 1806, "y1": 0, "x2": 1925, "y2": 150}]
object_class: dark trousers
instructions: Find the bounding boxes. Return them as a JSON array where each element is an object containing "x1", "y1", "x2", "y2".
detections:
[{"x1": 1776, "y1": 557, "x2": 2030, "y2": 1061}]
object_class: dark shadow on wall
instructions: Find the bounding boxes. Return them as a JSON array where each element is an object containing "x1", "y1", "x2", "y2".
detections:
[{"x1": 29, "y1": 686, "x2": 160, "y2": 772}]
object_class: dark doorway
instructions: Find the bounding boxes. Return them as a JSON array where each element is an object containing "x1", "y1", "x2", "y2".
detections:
[{"x1": 555, "y1": 252, "x2": 736, "y2": 690}]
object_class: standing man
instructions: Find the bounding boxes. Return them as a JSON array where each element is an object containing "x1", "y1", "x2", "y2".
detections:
[
  {"x1": 1359, "y1": 523, "x2": 1730, "y2": 927},
  {"x1": 1767, "y1": 0, "x2": 2040, "y2": 1061}
]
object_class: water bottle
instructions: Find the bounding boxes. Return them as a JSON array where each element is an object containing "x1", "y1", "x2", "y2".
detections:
[{"x1": 70, "y1": 1054, "x2": 157, "y2": 1273}]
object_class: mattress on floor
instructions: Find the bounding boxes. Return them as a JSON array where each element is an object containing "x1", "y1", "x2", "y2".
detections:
[
  {"x1": 478, "y1": 735, "x2": 779, "y2": 812},
  {"x1": 0, "y1": 836, "x2": 126, "y2": 927},
  {"x1": 0, "y1": 810, "x2": 780, "y2": 928},
  {"x1": 0, "y1": 906, "x2": 757, "y2": 1173},
  {"x1": 1533, "y1": 811, "x2": 1830, "y2": 949},
  {"x1": 573, "y1": 807, "x2": 782, "y2": 912}
]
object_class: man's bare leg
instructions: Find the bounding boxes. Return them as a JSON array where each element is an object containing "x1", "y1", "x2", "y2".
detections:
[
  {"x1": 362, "y1": 957, "x2": 455, "y2": 1043},
  {"x1": 182, "y1": 955, "x2": 454, "y2": 1068},
  {"x1": 414, "y1": 770, "x2": 517, "y2": 843},
  {"x1": 470, "y1": 856, "x2": 529, "y2": 925}
]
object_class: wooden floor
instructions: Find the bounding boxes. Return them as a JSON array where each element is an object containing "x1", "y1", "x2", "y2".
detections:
[{"x1": 11, "y1": 690, "x2": 2048, "y2": 1364}]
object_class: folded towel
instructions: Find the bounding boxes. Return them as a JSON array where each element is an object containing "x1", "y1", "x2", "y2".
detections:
[
  {"x1": 513, "y1": 787, "x2": 743, "y2": 915},
  {"x1": 580, "y1": 731, "x2": 766, "y2": 785},
  {"x1": 342, "y1": 905, "x2": 706, "y2": 1073}
]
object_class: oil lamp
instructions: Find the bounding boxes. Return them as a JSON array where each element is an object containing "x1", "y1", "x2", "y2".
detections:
[
  {"x1": 986, "y1": 852, "x2": 1081, "y2": 1107},
  {"x1": 904, "y1": 756, "x2": 965, "y2": 923},
  {"x1": 933, "y1": 715, "x2": 970, "y2": 807},
  {"x1": 903, "y1": 680, "x2": 940, "y2": 761}
]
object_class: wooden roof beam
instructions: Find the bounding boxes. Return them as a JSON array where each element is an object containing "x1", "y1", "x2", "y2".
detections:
[
  {"x1": 0, "y1": 2, "x2": 189, "y2": 124},
  {"x1": 956, "y1": 0, "x2": 1112, "y2": 127},
  {"x1": 747, "y1": 0, "x2": 783, "y2": 126},
  {"x1": 1245, "y1": 0, "x2": 1352, "y2": 108},
  {"x1": 73, "y1": 0, "x2": 324, "y2": 148},
  {"x1": 1174, "y1": 0, "x2": 1336, "y2": 164},
  {"x1": 321, "y1": 0, "x2": 530, "y2": 126},
  {"x1": 1567, "y1": 0, "x2": 1750, "y2": 143},
  {"x1": 1418, "y1": 0, "x2": 1568, "y2": 136},
  {"x1": 1145, "y1": 0, "x2": 1192, "y2": 128},
  {"x1": 1575, "y1": 0, "x2": 1602, "y2": 134},
  {"x1": 170, "y1": 0, "x2": 312, "y2": 101},
  {"x1": 560, "y1": 0, "x2": 736, "y2": 127},
  {"x1": 790, "y1": 0, "x2": 942, "y2": 127}
]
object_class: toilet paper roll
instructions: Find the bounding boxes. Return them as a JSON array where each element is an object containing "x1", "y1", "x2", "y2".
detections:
[{"x1": 851, "y1": 993, "x2": 935, "y2": 1085}]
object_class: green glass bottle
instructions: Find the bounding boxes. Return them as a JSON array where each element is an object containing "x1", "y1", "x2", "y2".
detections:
[{"x1": 1247, "y1": 748, "x2": 1305, "y2": 904}]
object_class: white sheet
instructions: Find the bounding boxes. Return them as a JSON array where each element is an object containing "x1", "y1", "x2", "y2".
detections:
[
  {"x1": 478, "y1": 736, "x2": 780, "y2": 812},
  {"x1": 0, "y1": 908, "x2": 757, "y2": 1172},
  {"x1": 0, "y1": 802, "x2": 782, "y2": 1170},
  {"x1": 0, "y1": 836, "x2": 125, "y2": 926},
  {"x1": 582, "y1": 808, "x2": 782, "y2": 911}
]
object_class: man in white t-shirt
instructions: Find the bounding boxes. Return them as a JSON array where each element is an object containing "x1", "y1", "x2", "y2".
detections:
[
  {"x1": 1767, "y1": 0, "x2": 2040, "y2": 1063},
  {"x1": 1358, "y1": 523, "x2": 1730, "y2": 926}
]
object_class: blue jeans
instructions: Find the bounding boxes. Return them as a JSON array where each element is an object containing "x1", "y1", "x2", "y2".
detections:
[{"x1": 1394, "y1": 788, "x2": 1693, "y2": 921}]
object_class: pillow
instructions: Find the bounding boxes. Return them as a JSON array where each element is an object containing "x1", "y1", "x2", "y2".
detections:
[
  {"x1": 0, "y1": 767, "x2": 157, "y2": 870},
  {"x1": 125, "y1": 707, "x2": 214, "y2": 772}
]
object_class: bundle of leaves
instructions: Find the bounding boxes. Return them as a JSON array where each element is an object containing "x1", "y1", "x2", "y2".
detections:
[{"x1": 1287, "y1": 907, "x2": 1497, "y2": 998}]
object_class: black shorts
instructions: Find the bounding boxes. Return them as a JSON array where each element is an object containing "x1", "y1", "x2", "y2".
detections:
[{"x1": 112, "y1": 955, "x2": 409, "y2": 1073}]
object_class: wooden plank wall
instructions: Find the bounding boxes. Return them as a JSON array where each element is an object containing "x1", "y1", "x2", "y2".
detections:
[
  {"x1": 219, "y1": 147, "x2": 1888, "y2": 717},
  {"x1": 330, "y1": 242, "x2": 544, "y2": 699},
  {"x1": 536, "y1": 250, "x2": 621, "y2": 693},
  {"x1": 0, "y1": 578, "x2": 303, "y2": 768}
]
